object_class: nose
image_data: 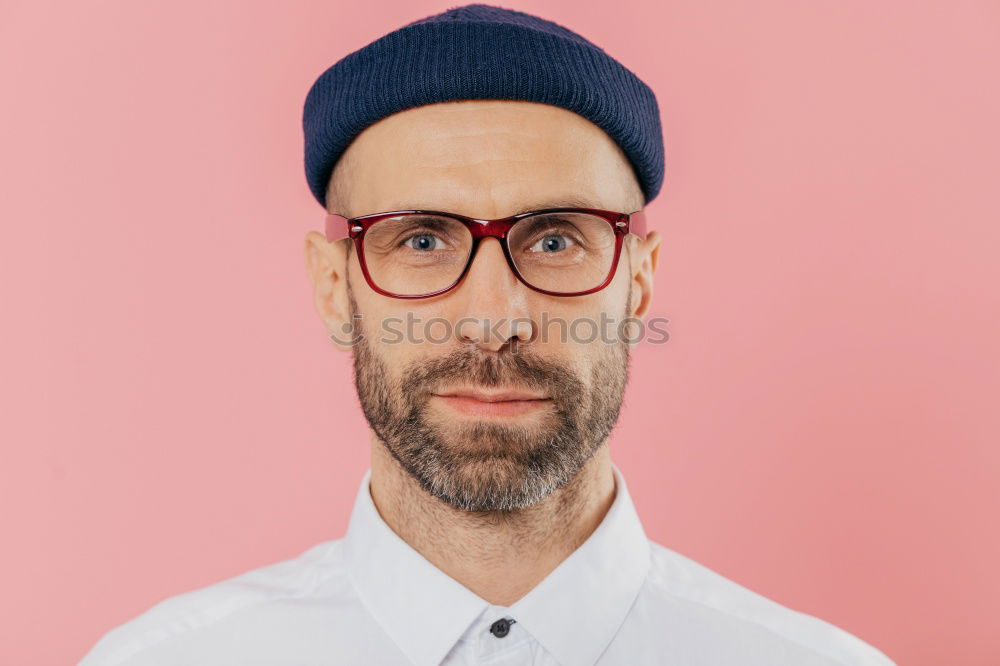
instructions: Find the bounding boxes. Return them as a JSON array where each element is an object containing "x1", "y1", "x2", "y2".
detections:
[{"x1": 453, "y1": 238, "x2": 534, "y2": 352}]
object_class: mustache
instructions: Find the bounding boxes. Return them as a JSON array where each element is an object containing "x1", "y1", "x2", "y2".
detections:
[{"x1": 399, "y1": 345, "x2": 583, "y2": 399}]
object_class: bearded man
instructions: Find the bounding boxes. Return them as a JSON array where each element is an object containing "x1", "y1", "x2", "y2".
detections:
[{"x1": 81, "y1": 5, "x2": 896, "y2": 665}]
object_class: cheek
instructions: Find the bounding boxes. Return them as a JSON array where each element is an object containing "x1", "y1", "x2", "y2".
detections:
[
  {"x1": 354, "y1": 297, "x2": 465, "y2": 361},
  {"x1": 526, "y1": 296, "x2": 624, "y2": 363}
]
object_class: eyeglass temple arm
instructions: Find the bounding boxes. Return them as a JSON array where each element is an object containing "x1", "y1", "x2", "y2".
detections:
[
  {"x1": 627, "y1": 210, "x2": 647, "y2": 239},
  {"x1": 324, "y1": 214, "x2": 353, "y2": 242}
]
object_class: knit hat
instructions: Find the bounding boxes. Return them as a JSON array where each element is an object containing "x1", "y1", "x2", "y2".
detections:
[{"x1": 302, "y1": 3, "x2": 664, "y2": 210}]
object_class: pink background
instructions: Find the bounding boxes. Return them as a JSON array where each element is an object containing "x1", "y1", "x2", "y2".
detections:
[{"x1": 2, "y1": 1, "x2": 998, "y2": 664}]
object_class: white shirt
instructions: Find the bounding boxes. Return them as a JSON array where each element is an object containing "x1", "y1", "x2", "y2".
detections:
[{"x1": 80, "y1": 464, "x2": 896, "y2": 665}]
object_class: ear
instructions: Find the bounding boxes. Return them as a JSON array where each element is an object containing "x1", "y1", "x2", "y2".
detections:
[
  {"x1": 304, "y1": 231, "x2": 354, "y2": 351},
  {"x1": 628, "y1": 230, "x2": 662, "y2": 320}
]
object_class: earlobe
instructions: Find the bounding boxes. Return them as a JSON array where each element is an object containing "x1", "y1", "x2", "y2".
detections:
[{"x1": 303, "y1": 231, "x2": 352, "y2": 349}]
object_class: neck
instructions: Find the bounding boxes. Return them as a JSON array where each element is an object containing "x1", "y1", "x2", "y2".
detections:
[{"x1": 368, "y1": 433, "x2": 616, "y2": 606}]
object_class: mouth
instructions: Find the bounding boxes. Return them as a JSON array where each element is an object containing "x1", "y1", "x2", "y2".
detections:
[{"x1": 430, "y1": 387, "x2": 552, "y2": 418}]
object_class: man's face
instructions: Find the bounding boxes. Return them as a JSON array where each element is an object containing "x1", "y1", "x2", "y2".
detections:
[{"x1": 307, "y1": 100, "x2": 658, "y2": 513}]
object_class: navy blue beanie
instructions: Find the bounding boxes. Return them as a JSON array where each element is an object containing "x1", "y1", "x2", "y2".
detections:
[{"x1": 302, "y1": 3, "x2": 664, "y2": 210}]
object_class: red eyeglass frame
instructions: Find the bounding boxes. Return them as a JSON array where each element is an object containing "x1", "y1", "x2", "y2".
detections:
[{"x1": 324, "y1": 207, "x2": 647, "y2": 299}]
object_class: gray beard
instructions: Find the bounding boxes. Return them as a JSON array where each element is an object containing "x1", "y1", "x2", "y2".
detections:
[{"x1": 347, "y1": 286, "x2": 631, "y2": 513}]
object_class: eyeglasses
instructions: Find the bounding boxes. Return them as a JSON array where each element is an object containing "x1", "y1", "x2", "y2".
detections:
[{"x1": 324, "y1": 206, "x2": 647, "y2": 299}]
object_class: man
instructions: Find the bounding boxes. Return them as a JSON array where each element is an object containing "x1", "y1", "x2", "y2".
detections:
[{"x1": 81, "y1": 4, "x2": 896, "y2": 665}]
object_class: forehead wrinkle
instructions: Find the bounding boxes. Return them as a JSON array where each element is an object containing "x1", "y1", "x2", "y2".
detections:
[
  {"x1": 416, "y1": 156, "x2": 548, "y2": 169},
  {"x1": 370, "y1": 195, "x2": 606, "y2": 217}
]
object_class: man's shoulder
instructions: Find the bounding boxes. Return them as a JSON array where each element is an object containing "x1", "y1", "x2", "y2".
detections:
[
  {"x1": 78, "y1": 538, "x2": 348, "y2": 666},
  {"x1": 642, "y1": 540, "x2": 896, "y2": 666}
]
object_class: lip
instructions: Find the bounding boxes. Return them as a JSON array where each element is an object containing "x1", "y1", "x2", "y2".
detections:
[
  {"x1": 434, "y1": 388, "x2": 548, "y2": 402},
  {"x1": 431, "y1": 388, "x2": 552, "y2": 418}
]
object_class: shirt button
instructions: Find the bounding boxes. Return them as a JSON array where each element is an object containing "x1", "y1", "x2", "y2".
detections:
[{"x1": 489, "y1": 617, "x2": 515, "y2": 638}]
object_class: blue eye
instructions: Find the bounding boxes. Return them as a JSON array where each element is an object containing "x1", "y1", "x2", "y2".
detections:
[
  {"x1": 530, "y1": 235, "x2": 573, "y2": 252},
  {"x1": 405, "y1": 234, "x2": 442, "y2": 251}
]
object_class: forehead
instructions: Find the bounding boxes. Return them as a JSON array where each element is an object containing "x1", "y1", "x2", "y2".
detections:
[{"x1": 333, "y1": 100, "x2": 639, "y2": 218}]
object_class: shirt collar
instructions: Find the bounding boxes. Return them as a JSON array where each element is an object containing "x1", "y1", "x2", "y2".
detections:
[{"x1": 343, "y1": 462, "x2": 651, "y2": 666}]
